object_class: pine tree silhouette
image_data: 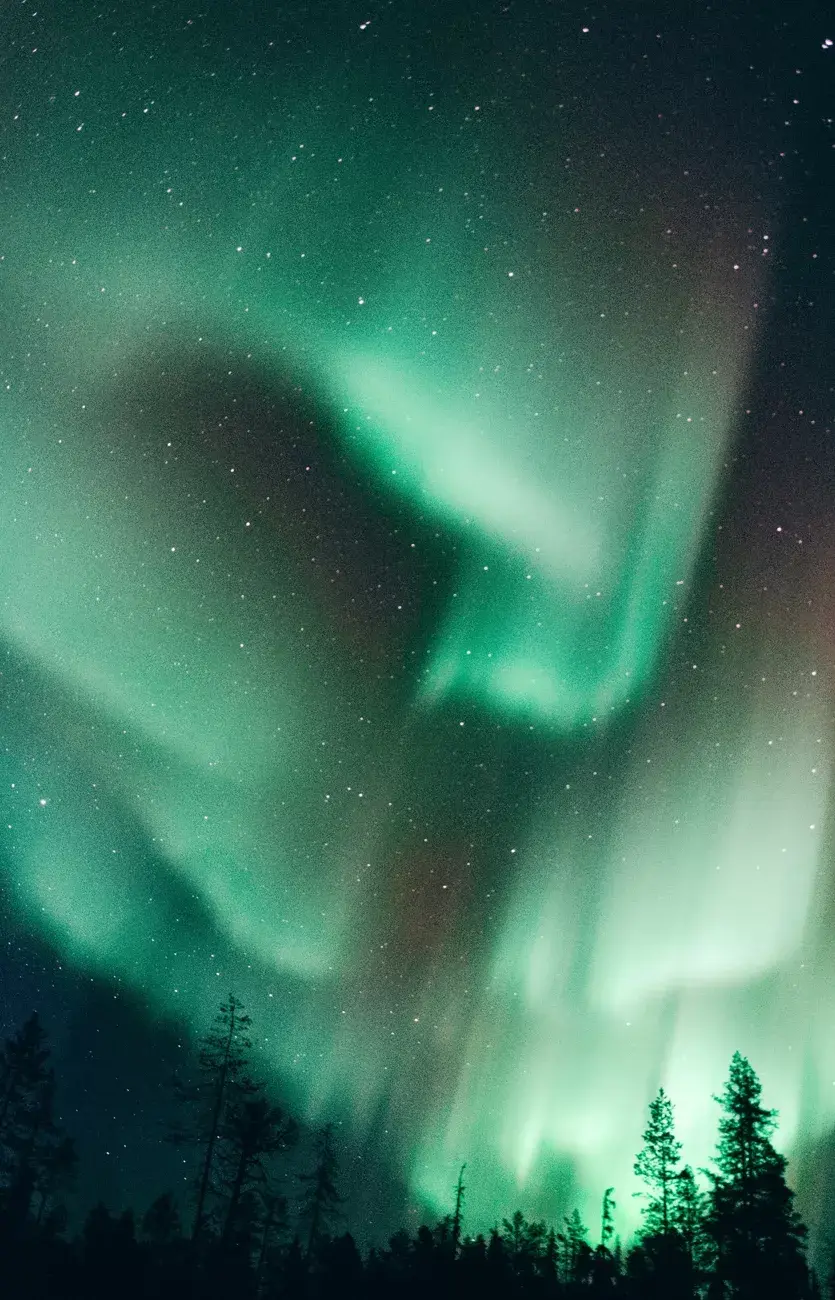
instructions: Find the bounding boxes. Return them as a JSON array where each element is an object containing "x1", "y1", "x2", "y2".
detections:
[
  {"x1": 0, "y1": 1012, "x2": 72, "y2": 1239},
  {"x1": 706, "y1": 1051, "x2": 809, "y2": 1300},
  {"x1": 631, "y1": 1087, "x2": 700, "y2": 1299},
  {"x1": 217, "y1": 1092, "x2": 296, "y2": 1246},
  {"x1": 0, "y1": 1013, "x2": 51, "y2": 1131},
  {"x1": 634, "y1": 1086, "x2": 682, "y2": 1237},
  {"x1": 0, "y1": 1005, "x2": 824, "y2": 1300},
  {"x1": 168, "y1": 994, "x2": 254, "y2": 1244},
  {"x1": 451, "y1": 1163, "x2": 466, "y2": 1253},
  {"x1": 299, "y1": 1123, "x2": 343, "y2": 1263},
  {"x1": 560, "y1": 1206, "x2": 592, "y2": 1287},
  {"x1": 674, "y1": 1165, "x2": 706, "y2": 1277},
  {"x1": 141, "y1": 1191, "x2": 182, "y2": 1245}
]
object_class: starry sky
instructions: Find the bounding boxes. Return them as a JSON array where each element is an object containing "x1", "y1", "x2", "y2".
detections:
[{"x1": 1, "y1": 0, "x2": 834, "y2": 1247}]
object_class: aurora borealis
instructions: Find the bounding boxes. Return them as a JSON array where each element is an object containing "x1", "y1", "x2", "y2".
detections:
[{"x1": 2, "y1": 0, "x2": 834, "y2": 1246}]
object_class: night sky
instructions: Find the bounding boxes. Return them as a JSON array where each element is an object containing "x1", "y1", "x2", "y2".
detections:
[{"x1": 1, "y1": 0, "x2": 833, "y2": 1249}]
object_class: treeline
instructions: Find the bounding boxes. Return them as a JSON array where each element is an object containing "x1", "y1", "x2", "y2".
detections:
[{"x1": 0, "y1": 994, "x2": 826, "y2": 1299}]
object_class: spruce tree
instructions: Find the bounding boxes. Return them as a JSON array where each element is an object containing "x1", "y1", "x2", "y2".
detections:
[
  {"x1": 217, "y1": 1093, "x2": 296, "y2": 1246},
  {"x1": 674, "y1": 1165, "x2": 706, "y2": 1275},
  {"x1": 451, "y1": 1163, "x2": 466, "y2": 1252},
  {"x1": 501, "y1": 1208, "x2": 528, "y2": 1258},
  {"x1": 33, "y1": 1133, "x2": 77, "y2": 1229},
  {"x1": 141, "y1": 1192, "x2": 182, "y2": 1244},
  {"x1": 600, "y1": 1186, "x2": 616, "y2": 1249},
  {"x1": 592, "y1": 1188, "x2": 618, "y2": 1293},
  {"x1": 0, "y1": 1012, "x2": 71, "y2": 1236},
  {"x1": 559, "y1": 1207, "x2": 592, "y2": 1286},
  {"x1": 169, "y1": 994, "x2": 254, "y2": 1243},
  {"x1": 299, "y1": 1123, "x2": 343, "y2": 1262},
  {"x1": 501, "y1": 1209, "x2": 546, "y2": 1281},
  {"x1": 634, "y1": 1087, "x2": 682, "y2": 1236},
  {"x1": 253, "y1": 1190, "x2": 288, "y2": 1293},
  {"x1": 0, "y1": 1013, "x2": 51, "y2": 1132},
  {"x1": 633, "y1": 1088, "x2": 701, "y2": 1299},
  {"x1": 707, "y1": 1051, "x2": 808, "y2": 1300}
]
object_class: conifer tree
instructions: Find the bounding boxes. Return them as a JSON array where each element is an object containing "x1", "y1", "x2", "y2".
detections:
[
  {"x1": 485, "y1": 1225, "x2": 508, "y2": 1298},
  {"x1": 502, "y1": 1208, "x2": 527, "y2": 1257},
  {"x1": 299, "y1": 1123, "x2": 343, "y2": 1262},
  {"x1": 254, "y1": 1190, "x2": 288, "y2": 1294},
  {"x1": 707, "y1": 1051, "x2": 808, "y2": 1299},
  {"x1": 3, "y1": 1069, "x2": 57, "y2": 1232},
  {"x1": 543, "y1": 1226, "x2": 559, "y2": 1284},
  {"x1": 501, "y1": 1209, "x2": 546, "y2": 1280},
  {"x1": 169, "y1": 994, "x2": 254, "y2": 1243},
  {"x1": 33, "y1": 1133, "x2": 77, "y2": 1229},
  {"x1": 592, "y1": 1188, "x2": 619, "y2": 1293},
  {"x1": 281, "y1": 1236, "x2": 308, "y2": 1300},
  {"x1": 632, "y1": 1088, "x2": 701, "y2": 1299},
  {"x1": 634, "y1": 1087, "x2": 682, "y2": 1237},
  {"x1": 318, "y1": 1232, "x2": 365, "y2": 1298},
  {"x1": 674, "y1": 1165, "x2": 706, "y2": 1274},
  {"x1": 600, "y1": 1185, "x2": 616, "y2": 1249},
  {"x1": 0, "y1": 1012, "x2": 71, "y2": 1235},
  {"x1": 0, "y1": 1013, "x2": 51, "y2": 1132},
  {"x1": 141, "y1": 1192, "x2": 182, "y2": 1244},
  {"x1": 82, "y1": 1203, "x2": 140, "y2": 1294},
  {"x1": 217, "y1": 1093, "x2": 296, "y2": 1246},
  {"x1": 451, "y1": 1163, "x2": 466, "y2": 1252},
  {"x1": 559, "y1": 1207, "x2": 592, "y2": 1286}
]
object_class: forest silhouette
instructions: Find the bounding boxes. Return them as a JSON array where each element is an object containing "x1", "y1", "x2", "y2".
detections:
[{"x1": 0, "y1": 995, "x2": 825, "y2": 1299}]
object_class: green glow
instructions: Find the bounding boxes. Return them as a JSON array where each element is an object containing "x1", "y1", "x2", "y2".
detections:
[
  {"x1": 318, "y1": 287, "x2": 750, "y2": 727},
  {"x1": 0, "y1": 0, "x2": 825, "y2": 1246},
  {"x1": 410, "y1": 660, "x2": 829, "y2": 1228}
]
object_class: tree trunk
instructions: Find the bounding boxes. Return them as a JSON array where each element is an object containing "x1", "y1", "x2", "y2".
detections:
[
  {"x1": 191, "y1": 1003, "x2": 236, "y2": 1242},
  {"x1": 221, "y1": 1146, "x2": 250, "y2": 1244}
]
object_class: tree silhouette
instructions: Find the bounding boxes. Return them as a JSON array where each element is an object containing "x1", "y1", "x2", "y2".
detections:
[
  {"x1": 631, "y1": 1086, "x2": 698, "y2": 1298},
  {"x1": 600, "y1": 1185, "x2": 616, "y2": 1248},
  {"x1": 253, "y1": 1190, "x2": 288, "y2": 1294},
  {"x1": 590, "y1": 1187, "x2": 619, "y2": 1294},
  {"x1": 451, "y1": 1163, "x2": 466, "y2": 1253},
  {"x1": 0, "y1": 1012, "x2": 73, "y2": 1238},
  {"x1": 82, "y1": 1203, "x2": 142, "y2": 1300},
  {"x1": 280, "y1": 1235, "x2": 308, "y2": 1300},
  {"x1": 0, "y1": 1013, "x2": 51, "y2": 1131},
  {"x1": 33, "y1": 1133, "x2": 77, "y2": 1230},
  {"x1": 559, "y1": 1206, "x2": 592, "y2": 1287},
  {"x1": 299, "y1": 1122, "x2": 343, "y2": 1263},
  {"x1": 485, "y1": 1227, "x2": 508, "y2": 1299},
  {"x1": 634, "y1": 1086, "x2": 682, "y2": 1237},
  {"x1": 318, "y1": 1232, "x2": 365, "y2": 1299},
  {"x1": 0, "y1": 1006, "x2": 825, "y2": 1300},
  {"x1": 216, "y1": 1092, "x2": 296, "y2": 1246},
  {"x1": 706, "y1": 1051, "x2": 809, "y2": 1300},
  {"x1": 501, "y1": 1208, "x2": 547, "y2": 1282},
  {"x1": 169, "y1": 994, "x2": 254, "y2": 1243},
  {"x1": 142, "y1": 1191, "x2": 182, "y2": 1244},
  {"x1": 674, "y1": 1165, "x2": 706, "y2": 1276}
]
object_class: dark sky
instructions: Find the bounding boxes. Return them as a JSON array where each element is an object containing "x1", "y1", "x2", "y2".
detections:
[{"x1": 1, "y1": 0, "x2": 833, "y2": 1249}]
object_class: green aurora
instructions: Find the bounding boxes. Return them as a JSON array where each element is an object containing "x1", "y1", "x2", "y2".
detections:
[{"x1": 1, "y1": 0, "x2": 831, "y2": 1241}]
